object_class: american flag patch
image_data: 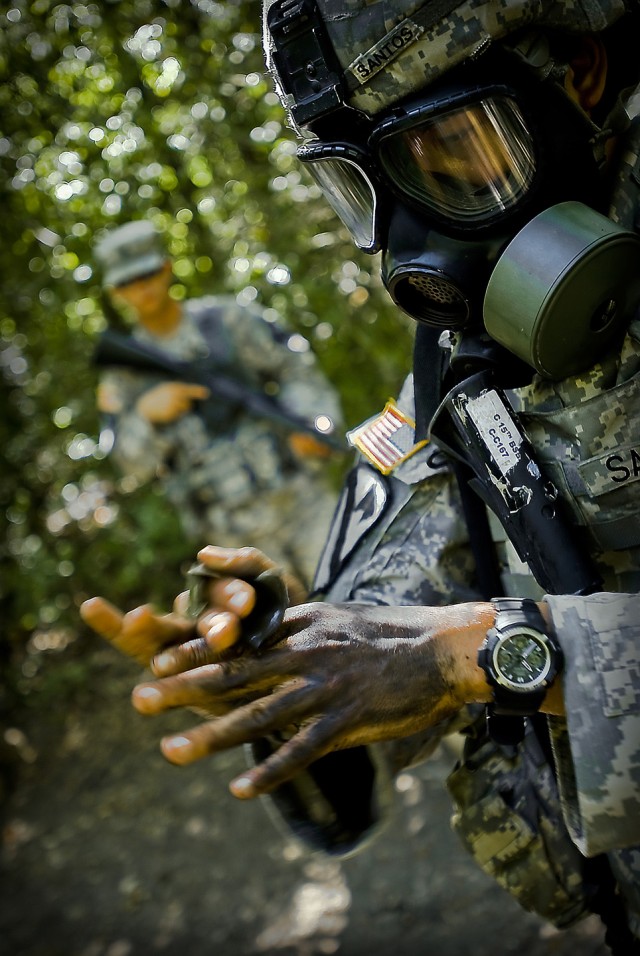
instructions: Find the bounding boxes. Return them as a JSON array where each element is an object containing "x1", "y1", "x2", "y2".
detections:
[{"x1": 347, "y1": 399, "x2": 428, "y2": 474}]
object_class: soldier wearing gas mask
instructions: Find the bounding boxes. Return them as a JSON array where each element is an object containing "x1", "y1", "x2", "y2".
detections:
[{"x1": 81, "y1": 0, "x2": 640, "y2": 950}]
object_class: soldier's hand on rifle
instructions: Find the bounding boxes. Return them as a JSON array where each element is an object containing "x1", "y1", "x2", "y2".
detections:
[
  {"x1": 288, "y1": 432, "x2": 336, "y2": 460},
  {"x1": 135, "y1": 381, "x2": 210, "y2": 423}
]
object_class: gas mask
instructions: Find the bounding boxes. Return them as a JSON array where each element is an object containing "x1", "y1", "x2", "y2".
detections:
[{"x1": 298, "y1": 52, "x2": 640, "y2": 378}]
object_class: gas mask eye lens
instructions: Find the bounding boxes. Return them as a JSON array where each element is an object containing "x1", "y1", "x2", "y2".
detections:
[
  {"x1": 297, "y1": 144, "x2": 380, "y2": 252},
  {"x1": 374, "y1": 96, "x2": 536, "y2": 225}
]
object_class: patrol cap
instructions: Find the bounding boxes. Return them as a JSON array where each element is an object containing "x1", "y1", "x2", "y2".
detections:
[
  {"x1": 263, "y1": 0, "x2": 630, "y2": 120},
  {"x1": 94, "y1": 220, "x2": 166, "y2": 287}
]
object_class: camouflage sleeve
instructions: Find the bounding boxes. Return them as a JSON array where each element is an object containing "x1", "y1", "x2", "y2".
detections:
[
  {"x1": 545, "y1": 592, "x2": 640, "y2": 856},
  {"x1": 337, "y1": 470, "x2": 482, "y2": 607},
  {"x1": 98, "y1": 368, "x2": 174, "y2": 483},
  {"x1": 222, "y1": 301, "x2": 343, "y2": 428}
]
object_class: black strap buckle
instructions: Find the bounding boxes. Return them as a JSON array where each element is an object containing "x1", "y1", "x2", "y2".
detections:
[{"x1": 267, "y1": 0, "x2": 346, "y2": 125}]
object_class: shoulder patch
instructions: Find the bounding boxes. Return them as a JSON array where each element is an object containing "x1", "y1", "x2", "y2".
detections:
[{"x1": 347, "y1": 399, "x2": 428, "y2": 475}]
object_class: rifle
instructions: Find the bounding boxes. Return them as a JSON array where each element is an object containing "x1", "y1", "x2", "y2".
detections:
[
  {"x1": 93, "y1": 328, "x2": 343, "y2": 451},
  {"x1": 405, "y1": 323, "x2": 601, "y2": 598},
  {"x1": 430, "y1": 361, "x2": 602, "y2": 597}
]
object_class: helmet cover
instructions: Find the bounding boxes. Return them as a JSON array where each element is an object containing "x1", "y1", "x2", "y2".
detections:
[{"x1": 263, "y1": 0, "x2": 630, "y2": 120}]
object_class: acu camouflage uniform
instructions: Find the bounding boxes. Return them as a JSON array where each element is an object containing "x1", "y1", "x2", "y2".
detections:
[
  {"x1": 259, "y1": 0, "x2": 640, "y2": 942},
  {"x1": 100, "y1": 295, "x2": 342, "y2": 587}
]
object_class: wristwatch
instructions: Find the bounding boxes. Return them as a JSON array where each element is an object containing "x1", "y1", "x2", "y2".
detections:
[{"x1": 478, "y1": 598, "x2": 563, "y2": 719}]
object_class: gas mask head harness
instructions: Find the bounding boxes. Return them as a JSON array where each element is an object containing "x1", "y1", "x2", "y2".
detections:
[{"x1": 268, "y1": 0, "x2": 640, "y2": 378}]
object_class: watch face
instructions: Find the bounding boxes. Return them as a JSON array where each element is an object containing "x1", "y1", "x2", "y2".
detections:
[{"x1": 492, "y1": 628, "x2": 552, "y2": 691}]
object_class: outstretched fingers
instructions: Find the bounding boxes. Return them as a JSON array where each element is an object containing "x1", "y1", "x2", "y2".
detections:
[
  {"x1": 157, "y1": 680, "x2": 329, "y2": 777},
  {"x1": 229, "y1": 718, "x2": 340, "y2": 799},
  {"x1": 80, "y1": 597, "x2": 124, "y2": 641}
]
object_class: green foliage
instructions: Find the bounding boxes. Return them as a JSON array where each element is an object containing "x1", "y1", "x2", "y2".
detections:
[{"x1": 0, "y1": 0, "x2": 414, "y2": 703}]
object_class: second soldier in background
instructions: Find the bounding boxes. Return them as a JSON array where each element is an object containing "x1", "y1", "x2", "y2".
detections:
[{"x1": 94, "y1": 220, "x2": 343, "y2": 588}]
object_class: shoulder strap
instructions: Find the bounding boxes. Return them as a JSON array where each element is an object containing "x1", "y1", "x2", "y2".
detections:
[
  {"x1": 412, "y1": 324, "x2": 445, "y2": 443},
  {"x1": 453, "y1": 462, "x2": 503, "y2": 600}
]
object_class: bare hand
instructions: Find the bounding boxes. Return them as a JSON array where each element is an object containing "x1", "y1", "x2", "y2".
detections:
[
  {"x1": 130, "y1": 602, "x2": 490, "y2": 799},
  {"x1": 135, "y1": 381, "x2": 210, "y2": 423},
  {"x1": 79, "y1": 546, "x2": 307, "y2": 672},
  {"x1": 151, "y1": 546, "x2": 308, "y2": 676},
  {"x1": 78, "y1": 597, "x2": 194, "y2": 667}
]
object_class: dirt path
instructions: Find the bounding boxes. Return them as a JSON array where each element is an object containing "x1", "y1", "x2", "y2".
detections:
[{"x1": 1, "y1": 646, "x2": 609, "y2": 956}]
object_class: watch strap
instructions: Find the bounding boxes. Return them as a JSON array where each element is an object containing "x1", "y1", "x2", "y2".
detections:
[
  {"x1": 485, "y1": 712, "x2": 527, "y2": 746},
  {"x1": 490, "y1": 597, "x2": 548, "y2": 635}
]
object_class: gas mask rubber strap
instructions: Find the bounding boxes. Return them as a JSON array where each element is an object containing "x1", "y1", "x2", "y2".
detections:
[{"x1": 412, "y1": 323, "x2": 447, "y2": 442}]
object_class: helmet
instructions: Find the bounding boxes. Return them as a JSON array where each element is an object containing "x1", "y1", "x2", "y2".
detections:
[
  {"x1": 95, "y1": 221, "x2": 166, "y2": 288},
  {"x1": 263, "y1": 0, "x2": 629, "y2": 124}
]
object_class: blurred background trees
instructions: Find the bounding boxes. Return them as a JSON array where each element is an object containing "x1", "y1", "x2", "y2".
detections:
[{"x1": 0, "y1": 0, "x2": 414, "y2": 713}]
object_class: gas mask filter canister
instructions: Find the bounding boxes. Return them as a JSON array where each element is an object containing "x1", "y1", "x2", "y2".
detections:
[{"x1": 484, "y1": 201, "x2": 640, "y2": 379}]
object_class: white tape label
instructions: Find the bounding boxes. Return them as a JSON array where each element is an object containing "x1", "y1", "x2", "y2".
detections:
[{"x1": 464, "y1": 390, "x2": 522, "y2": 476}]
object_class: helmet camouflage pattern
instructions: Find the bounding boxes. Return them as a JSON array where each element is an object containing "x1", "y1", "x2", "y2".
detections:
[{"x1": 263, "y1": 0, "x2": 630, "y2": 120}]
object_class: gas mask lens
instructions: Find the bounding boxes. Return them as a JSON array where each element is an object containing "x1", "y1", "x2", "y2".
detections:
[
  {"x1": 375, "y1": 97, "x2": 536, "y2": 224},
  {"x1": 298, "y1": 144, "x2": 380, "y2": 252},
  {"x1": 298, "y1": 96, "x2": 537, "y2": 249}
]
